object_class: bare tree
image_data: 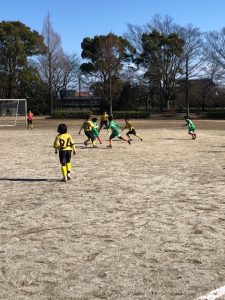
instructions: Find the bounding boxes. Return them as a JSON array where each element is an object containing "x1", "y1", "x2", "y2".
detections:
[
  {"x1": 36, "y1": 14, "x2": 80, "y2": 115},
  {"x1": 178, "y1": 25, "x2": 203, "y2": 116}
]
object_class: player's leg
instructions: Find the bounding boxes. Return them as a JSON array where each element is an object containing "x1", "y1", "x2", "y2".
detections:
[
  {"x1": 133, "y1": 129, "x2": 142, "y2": 141},
  {"x1": 84, "y1": 131, "x2": 90, "y2": 146},
  {"x1": 66, "y1": 151, "x2": 72, "y2": 180},
  {"x1": 118, "y1": 135, "x2": 131, "y2": 144},
  {"x1": 59, "y1": 151, "x2": 67, "y2": 182},
  {"x1": 107, "y1": 133, "x2": 115, "y2": 148},
  {"x1": 126, "y1": 131, "x2": 131, "y2": 141}
]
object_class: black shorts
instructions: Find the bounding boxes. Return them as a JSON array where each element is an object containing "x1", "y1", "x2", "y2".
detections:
[
  {"x1": 27, "y1": 119, "x2": 33, "y2": 125},
  {"x1": 59, "y1": 150, "x2": 72, "y2": 165},
  {"x1": 100, "y1": 120, "x2": 108, "y2": 129},
  {"x1": 127, "y1": 129, "x2": 136, "y2": 135},
  {"x1": 85, "y1": 131, "x2": 96, "y2": 140}
]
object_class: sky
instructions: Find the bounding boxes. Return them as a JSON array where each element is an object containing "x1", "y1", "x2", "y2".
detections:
[{"x1": 1, "y1": 0, "x2": 225, "y2": 57}]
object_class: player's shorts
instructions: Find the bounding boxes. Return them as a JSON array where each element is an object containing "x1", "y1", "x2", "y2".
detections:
[
  {"x1": 100, "y1": 120, "x2": 108, "y2": 129},
  {"x1": 188, "y1": 126, "x2": 195, "y2": 132},
  {"x1": 127, "y1": 129, "x2": 136, "y2": 135},
  {"x1": 109, "y1": 132, "x2": 120, "y2": 139},
  {"x1": 59, "y1": 150, "x2": 72, "y2": 165},
  {"x1": 85, "y1": 130, "x2": 96, "y2": 140},
  {"x1": 27, "y1": 119, "x2": 33, "y2": 125}
]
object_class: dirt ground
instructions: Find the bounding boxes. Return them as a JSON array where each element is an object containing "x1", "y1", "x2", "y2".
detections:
[{"x1": 1, "y1": 118, "x2": 225, "y2": 300}]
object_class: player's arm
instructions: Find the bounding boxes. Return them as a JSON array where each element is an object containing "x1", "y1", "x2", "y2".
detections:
[
  {"x1": 70, "y1": 136, "x2": 76, "y2": 155},
  {"x1": 78, "y1": 124, "x2": 84, "y2": 134},
  {"x1": 53, "y1": 136, "x2": 60, "y2": 154}
]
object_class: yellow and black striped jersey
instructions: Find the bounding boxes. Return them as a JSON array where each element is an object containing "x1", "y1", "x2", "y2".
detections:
[
  {"x1": 80, "y1": 120, "x2": 95, "y2": 132},
  {"x1": 53, "y1": 133, "x2": 76, "y2": 151},
  {"x1": 124, "y1": 121, "x2": 134, "y2": 131},
  {"x1": 100, "y1": 113, "x2": 109, "y2": 121}
]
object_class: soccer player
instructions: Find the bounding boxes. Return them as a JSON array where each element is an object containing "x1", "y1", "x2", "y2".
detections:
[
  {"x1": 122, "y1": 117, "x2": 143, "y2": 141},
  {"x1": 99, "y1": 111, "x2": 109, "y2": 132},
  {"x1": 92, "y1": 117, "x2": 102, "y2": 144},
  {"x1": 184, "y1": 116, "x2": 197, "y2": 139},
  {"x1": 107, "y1": 115, "x2": 131, "y2": 148},
  {"x1": 53, "y1": 123, "x2": 76, "y2": 182},
  {"x1": 27, "y1": 110, "x2": 34, "y2": 129},
  {"x1": 78, "y1": 115, "x2": 97, "y2": 148}
]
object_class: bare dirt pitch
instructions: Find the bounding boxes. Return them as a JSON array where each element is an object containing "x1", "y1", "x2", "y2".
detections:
[{"x1": 1, "y1": 118, "x2": 225, "y2": 300}]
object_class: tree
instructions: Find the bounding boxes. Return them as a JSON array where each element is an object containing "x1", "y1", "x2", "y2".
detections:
[
  {"x1": 0, "y1": 21, "x2": 46, "y2": 98},
  {"x1": 37, "y1": 14, "x2": 80, "y2": 115},
  {"x1": 80, "y1": 33, "x2": 135, "y2": 115},
  {"x1": 137, "y1": 30, "x2": 184, "y2": 111},
  {"x1": 178, "y1": 25, "x2": 203, "y2": 116}
]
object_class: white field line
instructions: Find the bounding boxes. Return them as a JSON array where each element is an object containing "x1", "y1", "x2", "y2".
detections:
[{"x1": 196, "y1": 285, "x2": 225, "y2": 300}]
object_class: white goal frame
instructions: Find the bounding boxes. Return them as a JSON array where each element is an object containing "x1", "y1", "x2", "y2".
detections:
[{"x1": 0, "y1": 99, "x2": 27, "y2": 127}]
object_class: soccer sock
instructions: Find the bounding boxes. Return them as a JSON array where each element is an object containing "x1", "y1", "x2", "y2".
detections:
[
  {"x1": 97, "y1": 136, "x2": 102, "y2": 144},
  {"x1": 136, "y1": 133, "x2": 142, "y2": 140},
  {"x1": 66, "y1": 162, "x2": 71, "y2": 173},
  {"x1": 127, "y1": 133, "x2": 131, "y2": 140},
  {"x1": 61, "y1": 165, "x2": 67, "y2": 177}
]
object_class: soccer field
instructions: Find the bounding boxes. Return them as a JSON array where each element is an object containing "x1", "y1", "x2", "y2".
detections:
[{"x1": 1, "y1": 118, "x2": 225, "y2": 300}]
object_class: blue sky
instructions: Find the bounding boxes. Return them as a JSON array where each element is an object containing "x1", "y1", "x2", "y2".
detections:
[{"x1": 1, "y1": 0, "x2": 225, "y2": 56}]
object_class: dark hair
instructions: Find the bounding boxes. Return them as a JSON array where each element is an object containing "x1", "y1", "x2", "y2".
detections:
[
  {"x1": 85, "y1": 114, "x2": 91, "y2": 120},
  {"x1": 92, "y1": 117, "x2": 97, "y2": 122},
  {"x1": 108, "y1": 115, "x2": 113, "y2": 121},
  {"x1": 57, "y1": 123, "x2": 67, "y2": 134}
]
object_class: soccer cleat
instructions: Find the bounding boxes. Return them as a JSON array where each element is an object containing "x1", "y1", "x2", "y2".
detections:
[
  {"x1": 107, "y1": 145, "x2": 112, "y2": 148},
  {"x1": 84, "y1": 141, "x2": 88, "y2": 146},
  {"x1": 61, "y1": 177, "x2": 67, "y2": 182},
  {"x1": 67, "y1": 173, "x2": 71, "y2": 180},
  {"x1": 140, "y1": 138, "x2": 143, "y2": 141},
  {"x1": 128, "y1": 140, "x2": 131, "y2": 145}
]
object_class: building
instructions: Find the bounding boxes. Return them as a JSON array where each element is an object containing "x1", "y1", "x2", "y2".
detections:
[{"x1": 60, "y1": 89, "x2": 101, "y2": 110}]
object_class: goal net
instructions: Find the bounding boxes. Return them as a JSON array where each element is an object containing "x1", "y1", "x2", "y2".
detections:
[{"x1": 0, "y1": 99, "x2": 27, "y2": 126}]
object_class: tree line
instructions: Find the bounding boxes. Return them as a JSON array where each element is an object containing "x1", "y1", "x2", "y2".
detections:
[{"x1": 1, "y1": 14, "x2": 225, "y2": 115}]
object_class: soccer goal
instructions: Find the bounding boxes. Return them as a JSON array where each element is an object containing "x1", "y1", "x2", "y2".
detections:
[{"x1": 0, "y1": 99, "x2": 27, "y2": 126}]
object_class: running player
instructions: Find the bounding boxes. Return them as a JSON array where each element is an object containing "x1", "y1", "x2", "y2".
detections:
[
  {"x1": 107, "y1": 115, "x2": 131, "y2": 148},
  {"x1": 122, "y1": 117, "x2": 143, "y2": 141},
  {"x1": 99, "y1": 111, "x2": 109, "y2": 132},
  {"x1": 53, "y1": 123, "x2": 76, "y2": 182},
  {"x1": 184, "y1": 116, "x2": 197, "y2": 139},
  {"x1": 78, "y1": 115, "x2": 97, "y2": 148},
  {"x1": 92, "y1": 117, "x2": 102, "y2": 144}
]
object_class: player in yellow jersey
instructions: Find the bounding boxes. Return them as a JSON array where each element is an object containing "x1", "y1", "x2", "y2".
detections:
[
  {"x1": 53, "y1": 123, "x2": 76, "y2": 182},
  {"x1": 78, "y1": 115, "x2": 97, "y2": 148},
  {"x1": 99, "y1": 111, "x2": 109, "y2": 132},
  {"x1": 122, "y1": 118, "x2": 143, "y2": 141}
]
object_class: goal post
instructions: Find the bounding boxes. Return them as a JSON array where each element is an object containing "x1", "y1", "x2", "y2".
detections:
[{"x1": 0, "y1": 99, "x2": 27, "y2": 126}]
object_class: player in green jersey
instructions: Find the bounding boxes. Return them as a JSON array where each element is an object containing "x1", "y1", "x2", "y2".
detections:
[
  {"x1": 184, "y1": 116, "x2": 196, "y2": 139},
  {"x1": 92, "y1": 117, "x2": 102, "y2": 144},
  {"x1": 53, "y1": 123, "x2": 76, "y2": 182},
  {"x1": 107, "y1": 115, "x2": 131, "y2": 148}
]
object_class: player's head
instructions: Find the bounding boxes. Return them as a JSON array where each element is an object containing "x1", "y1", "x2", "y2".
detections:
[
  {"x1": 124, "y1": 117, "x2": 129, "y2": 121},
  {"x1": 92, "y1": 117, "x2": 97, "y2": 122},
  {"x1": 85, "y1": 114, "x2": 91, "y2": 120},
  {"x1": 108, "y1": 115, "x2": 113, "y2": 121},
  {"x1": 184, "y1": 115, "x2": 188, "y2": 119},
  {"x1": 57, "y1": 123, "x2": 67, "y2": 134}
]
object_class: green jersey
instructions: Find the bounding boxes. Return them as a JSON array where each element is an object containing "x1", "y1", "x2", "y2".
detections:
[
  {"x1": 108, "y1": 120, "x2": 121, "y2": 136},
  {"x1": 186, "y1": 119, "x2": 196, "y2": 131}
]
